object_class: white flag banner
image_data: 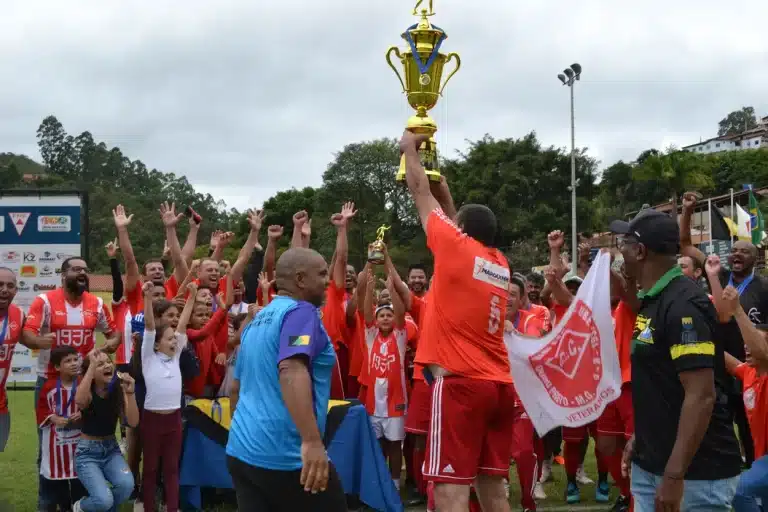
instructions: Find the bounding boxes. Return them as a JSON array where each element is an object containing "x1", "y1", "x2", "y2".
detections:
[{"x1": 505, "y1": 252, "x2": 622, "y2": 436}]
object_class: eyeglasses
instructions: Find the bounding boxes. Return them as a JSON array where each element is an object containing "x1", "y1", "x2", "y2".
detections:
[
  {"x1": 67, "y1": 266, "x2": 89, "y2": 274},
  {"x1": 616, "y1": 236, "x2": 639, "y2": 250}
]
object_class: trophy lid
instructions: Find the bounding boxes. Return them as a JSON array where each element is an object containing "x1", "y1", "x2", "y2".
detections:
[{"x1": 402, "y1": 13, "x2": 446, "y2": 52}]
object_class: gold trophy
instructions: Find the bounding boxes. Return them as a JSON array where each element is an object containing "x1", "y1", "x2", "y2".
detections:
[
  {"x1": 368, "y1": 225, "x2": 391, "y2": 264},
  {"x1": 386, "y1": 0, "x2": 460, "y2": 182}
]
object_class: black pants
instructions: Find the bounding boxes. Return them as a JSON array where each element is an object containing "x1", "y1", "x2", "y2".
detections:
[
  {"x1": 227, "y1": 456, "x2": 348, "y2": 512},
  {"x1": 40, "y1": 478, "x2": 86, "y2": 512},
  {"x1": 732, "y1": 393, "x2": 754, "y2": 466}
]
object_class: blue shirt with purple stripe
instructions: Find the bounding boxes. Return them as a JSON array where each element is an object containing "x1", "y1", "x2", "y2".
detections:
[{"x1": 226, "y1": 295, "x2": 336, "y2": 470}]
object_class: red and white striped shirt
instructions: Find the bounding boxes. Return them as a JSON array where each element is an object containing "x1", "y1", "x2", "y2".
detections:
[
  {"x1": 112, "y1": 300, "x2": 133, "y2": 366},
  {"x1": 364, "y1": 325, "x2": 408, "y2": 418},
  {"x1": 24, "y1": 289, "x2": 116, "y2": 379},
  {"x1": 36, "y1": 377, "x2": 81, "y2": 480},
  {"x1": 0, "y1": 304, "x2": 24, "y2": 414}
]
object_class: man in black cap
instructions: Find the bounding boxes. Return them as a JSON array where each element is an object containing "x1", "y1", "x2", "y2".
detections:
[{"x1": 611, "y1": 209, "x2": 741, "y2": 512}]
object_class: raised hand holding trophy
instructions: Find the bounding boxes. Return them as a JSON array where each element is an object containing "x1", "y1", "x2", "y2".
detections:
[
  {"x1": 368, "y1": 225, "x2": 391, "y2": 265},
  {"x1": 386, "y1": 0, "x2": 460, "y2": 182}
]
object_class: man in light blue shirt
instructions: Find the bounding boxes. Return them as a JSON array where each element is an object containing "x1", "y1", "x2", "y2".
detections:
[{"x1": 226, "y1": 247, "x2": 347, "y2": 512}]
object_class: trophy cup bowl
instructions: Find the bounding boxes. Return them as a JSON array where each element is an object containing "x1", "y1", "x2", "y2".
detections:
[
  {"x1": 367, "y1": 240, "x2": 386, "y2": 265},
  {"x1": 386, "y1": 9, "x2": 460, "y2": 183}
]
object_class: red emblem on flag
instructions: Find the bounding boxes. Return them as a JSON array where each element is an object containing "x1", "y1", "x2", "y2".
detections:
[{"x1": 529, "y1": 299, "x2": 603, "y2": 408}]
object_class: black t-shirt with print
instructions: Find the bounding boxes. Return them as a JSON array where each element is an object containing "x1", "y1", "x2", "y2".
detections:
[
  {"x1": 632, "y1": 267, "x2": 742, "y2": 480},
  {"x1": 714, "y1": 269, "x2": 768, "y2": 361}
]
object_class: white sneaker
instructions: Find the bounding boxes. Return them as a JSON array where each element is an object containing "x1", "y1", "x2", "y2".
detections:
[
  {"x1": 533, "y1": 482, "x2": 548, "y2": 501},
  {"x1": 72, "y1": 500, "x2": 83, "y2": 512},
  {"x1": 133, "y1": 501, "x2": 145, "y2": 512},
  {"x1": 539, "y1": 459, "x2": 553, "y2": 483},
  {"x1": 119, "y1": 438, "x2": 128, "y2": 455},
  {"x1": 576, "y1": 465, "x2": 594, "y2": 485}
]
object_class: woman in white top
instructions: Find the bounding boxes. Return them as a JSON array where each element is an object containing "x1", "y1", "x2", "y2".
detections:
[{"x1": 139, "y1": 280, "x2": 196, "y2": 512}]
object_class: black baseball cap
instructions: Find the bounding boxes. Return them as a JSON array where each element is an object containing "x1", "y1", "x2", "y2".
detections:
[{"x1": 609, "y1": 209, "x2": 680, "y2": 255}]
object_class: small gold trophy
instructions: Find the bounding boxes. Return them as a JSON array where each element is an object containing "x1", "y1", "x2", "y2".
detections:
[
  {"x1": 368, "y1": 225, "x2": 391, "y2": 264},
  {"x1": 386, "y1": 0, "x2": 460, "y2": 182}
]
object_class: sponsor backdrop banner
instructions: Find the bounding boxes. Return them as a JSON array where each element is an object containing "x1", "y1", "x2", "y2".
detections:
[
  {"x1": 505, "y1": 252, "x2": 621, "y2": 436},
  {"x1": 0, "y1": 194, "x2": 82, "y2": 383}
]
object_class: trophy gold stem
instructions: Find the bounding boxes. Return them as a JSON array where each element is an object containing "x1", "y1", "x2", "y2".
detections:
[{"x1": 396, "y1": 109, "x2": 441, "y2": 183}]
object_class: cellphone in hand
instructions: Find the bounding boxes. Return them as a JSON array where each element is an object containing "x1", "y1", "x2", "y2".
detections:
[{"x1": 184, "y1": 206, "x2": 202, "y2": 225}]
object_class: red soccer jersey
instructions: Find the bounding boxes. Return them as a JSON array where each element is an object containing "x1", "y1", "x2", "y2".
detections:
[
  {"x1": 322, "y1": 282, "x2": 347, "y2": 351},
  {"x1": 126, "y1": 275, "x2": 179, "y2": 316},
  {"x1": 112, "y1": 300, "x2": 133, "y2": 366},
  {"x1": 364, "y1": 325, "x2": 408, "y2": 417},
  {"x1": 525, "y1": 303, "x2": 552, "y2": 333},
  {"x1": 550, "y1": 303, "x2": 568, "y2": 327},
  {"x1": 734, "y1": 363, "x2": 768, "y2": 459},
  {"x1": 37, "y1": 377, "x2": 81, "y2": 480},
  {"x1": 0, "y1": 304, "x2": 25, "y2": 413},
  {"x1": 509, "y1": 309, "x2": 544, "y2": 336},
  {"x1": 613, "y1": 301, "x2": 636, "y2": 385},
  {"x1": 410, "y1": 291, "x2": 430, "y2": 382},
  {"x1": 415, "y1": 209, "x2": 512, "y2": 383},
  {"x1": 24, "y1": 289, "x2": 116, "y2": 379},
  {"x1": 185, "y1": 308, "x2": 228, "y2": 398}
]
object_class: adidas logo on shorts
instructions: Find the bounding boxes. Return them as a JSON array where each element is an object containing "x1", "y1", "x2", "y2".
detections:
[{"x1": 442, "y1": 464, "x2": 455, "y2": 474}]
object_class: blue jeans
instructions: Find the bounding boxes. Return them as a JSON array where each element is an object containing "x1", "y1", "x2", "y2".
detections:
[
  {"x1": 733, "y1": 454, "x2": 768, "y2": 511},
  {"x1": 631, "y1": 463, "x2": 739, "y2": 512},
  {"x1": 75, "y1": 438, "x2": 134, "y2": 512}
]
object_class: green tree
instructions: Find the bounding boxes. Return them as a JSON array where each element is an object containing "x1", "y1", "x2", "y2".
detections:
[
  {"x1": 633, "y1": 146, "x2": 714, "y2": 217},
  {"x1": 718, "y1": 106, "x2": 758, "y2": 136}
]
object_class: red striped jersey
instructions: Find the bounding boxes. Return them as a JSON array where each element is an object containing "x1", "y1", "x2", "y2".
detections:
[
  {"x1": 0, "y1": 304, "x2": 24, "y2": 413},
  {"x1": 24, "y1": 289, "x2": 116, "y2": 379},
  {"x1": 36, "y1": 377, "x2": 81, "y2": 480},
  {"x1": 364, "y1": 325, "x2": 408, "y2": 418}
]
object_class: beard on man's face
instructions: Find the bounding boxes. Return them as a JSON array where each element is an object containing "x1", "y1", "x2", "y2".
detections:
[{"x1": 64, "y1": 274, "x2": 88, "y2": 295}]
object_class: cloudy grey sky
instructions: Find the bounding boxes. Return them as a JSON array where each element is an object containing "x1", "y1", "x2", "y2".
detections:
[{"x1": 2, "y1": 0, "x2": 767, "y2": 211}]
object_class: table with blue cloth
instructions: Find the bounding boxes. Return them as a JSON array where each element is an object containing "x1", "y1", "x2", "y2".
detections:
[{"x1": 179, "y1": 398, "x2": 403, "y2": 512}]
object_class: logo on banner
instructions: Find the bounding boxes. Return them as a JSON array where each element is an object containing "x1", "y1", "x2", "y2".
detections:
[
  {"x1": 17, "y1": 281, "x2": 30, "y2": 292},
  {"x1": 20, "y1": 265, "x2": 37, "y2": 277},
  {"x1": 23, "y1": 252, "x2": 36, "y2": 262},
  {"x1": 38, "y1": 215, "x2": 71, "y2": 232},
  {"x1": 8, "y1": 213, "x2": 30, "y2": 235},
  {"x1": 529, "y1": 300, "x2": 603, "y2": 408},
  {"x1": 34, "y1": 284, "x2": 57, "y2": 292},
  {"x1": 1, "y1": 251, "x2": 20, "y2": 263},
  {"x1": 40, "y1": 251, "x2": 56, "y2": 262},
  {"x1": 39, "y1": 265, "x2": 54, "y2": 277}
]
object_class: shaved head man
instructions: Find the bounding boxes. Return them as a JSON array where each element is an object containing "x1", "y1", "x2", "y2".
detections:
[{"x1": 226, "y1": 248, "x2": 346, "y2": 511}]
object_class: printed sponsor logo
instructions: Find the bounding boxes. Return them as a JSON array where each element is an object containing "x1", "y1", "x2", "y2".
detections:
[
  {"x1": 23, "y1": 252, "x2": 36, "y2": 262},
  {"x1": 8, "y1": 212, "x2": 30, "y2": 235},
  {"x1": 40, "y1": 251, "x2": 56, "y2": 262},
  {"x1": 472, "y1": 256, "x2": 510, "y2": 290},
  {"x1": 55, "y1": 267, "x2": 62, "y2": 275},
  {"x1": 1, "y1": 251, "x2": 20, "y2": 263},
  {"x1": 20, "y1": 265, "x2": 37, "y2": 277},
  {"x1": 39, "y1": 265, "x2": 54, "y2": 277},
  {"x1": 17, "y1": 280, "x2": 30, "y2": 292},
  {"x1": 38, "y1": 215, "x2": 71, "y2": 232},
  {"x1": 33, "y1": 284, "x2": 57, "y2": 292},
  {"x1": 56, "y1": 253, "x2": 72, "y2": 260}
]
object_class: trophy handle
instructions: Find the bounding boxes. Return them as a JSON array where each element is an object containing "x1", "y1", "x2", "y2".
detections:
[
  {"x1": 385, "y1": 46, "x2": 407, "y2": 93},
  {"x1": 439, "y1": 52, "x2": 461, "y2": 96}
]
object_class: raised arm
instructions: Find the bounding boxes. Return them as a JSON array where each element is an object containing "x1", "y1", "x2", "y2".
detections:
[
  {"x1": 329, "y1": 202, "x2": 357, "y2": 288},
  {"x1": 388, "y1": 277, "x2": 406, "y2": 328},
  {"x1": 181, "y1": 215, "x2": 201, "y2": 266},
  {"x1": 429, "y1": 176, "x2": 457, "y2": 221},
  {"x1": 704, "y1": 255, "x2": 730, "y2": 323},
  {"x1": 177, "y1": 282, "x2": 198, "y2": 335},
  {"x1": 544, "y1": 266, "x2": 573, "y2": 306},
  {"x1": 399, "y1": 131, "x2": 441, "y2": 231},
  {"x1": 113, "y1": 205, "x2": 140, "y2": 293},
  {"x1": 263, "y1": 225, "x2": 284, "y2": 280},
  {"x1": 159, "y1": 201, "x2": 190, "y2": 285},
  {"x1": 547, "y1": 231, "x2": 568, "y2": 276},
  {"x1": 722, "y1": 285, "x2": 768, "y2": 368},
  {"x1": 75, "y1": 350, "x2": 100, "y2": 410},
  {"x1": 230, "y1": 210, "x2": 264, "y2": 285},
  {"x1": 141, "y1": 282, "x2": 156, "y2": 364},
  {"x1": 724, "y1": 352, "x2": 742, "y2": 376},
  {"x1": 383, "y1": 245, "x2": 411, "y2": 311},
  {"x1": 363, "y1": 268, "x2": 375, "y2": 326},
  {"x1": 291, "y1": 211, "x2": 309, "y2": 249},
  {"x1": 680, "y1": 192, "x2": 707, "y2": 265},
  {"x1": 106, "y1": 239, "x2": 123, "y2": 303}
]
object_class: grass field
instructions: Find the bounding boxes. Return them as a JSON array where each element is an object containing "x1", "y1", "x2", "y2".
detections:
[{"x1": 1, "y1": 391, "x2": 618, "y2": 512}]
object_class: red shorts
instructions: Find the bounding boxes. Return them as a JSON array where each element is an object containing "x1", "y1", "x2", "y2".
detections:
[
  {"x1": 562, "y1": 422, "x2": 598, "y2": 442},
  {"x1": 596, "y1": 384, "x2": 634, "y2": 439},
  {"x1": 511, "y1": 394, "x2": 535, "y2": 459},
  {"x1": 405, "y1": 379, "x2": 431, "y2": 435},
  {"x1": 423, "y1": 376, "x2": 516, "y2": 484}
]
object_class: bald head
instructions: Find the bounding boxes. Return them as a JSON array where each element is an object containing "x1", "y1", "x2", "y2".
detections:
[{"x1": 275, "y1": 248, "x2": 329, "y2": 307}]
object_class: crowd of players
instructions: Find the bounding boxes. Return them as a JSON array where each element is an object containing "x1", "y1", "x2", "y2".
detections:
[{"x1": 0, "y1": 131, "x2": 766, "y2": 512}]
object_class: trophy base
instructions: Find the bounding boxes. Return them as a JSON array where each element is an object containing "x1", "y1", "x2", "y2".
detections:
[{"x1": 396, "y1": 114, "x2": 441, "y2": 182}]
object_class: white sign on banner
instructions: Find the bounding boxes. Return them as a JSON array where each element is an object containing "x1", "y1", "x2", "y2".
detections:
[
  {"x1": 1, "y1": 193, "x2": 83, "y2": 383},
  {"x1": 505, "y1": 252, "x2": 622, "y2": 436}
]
